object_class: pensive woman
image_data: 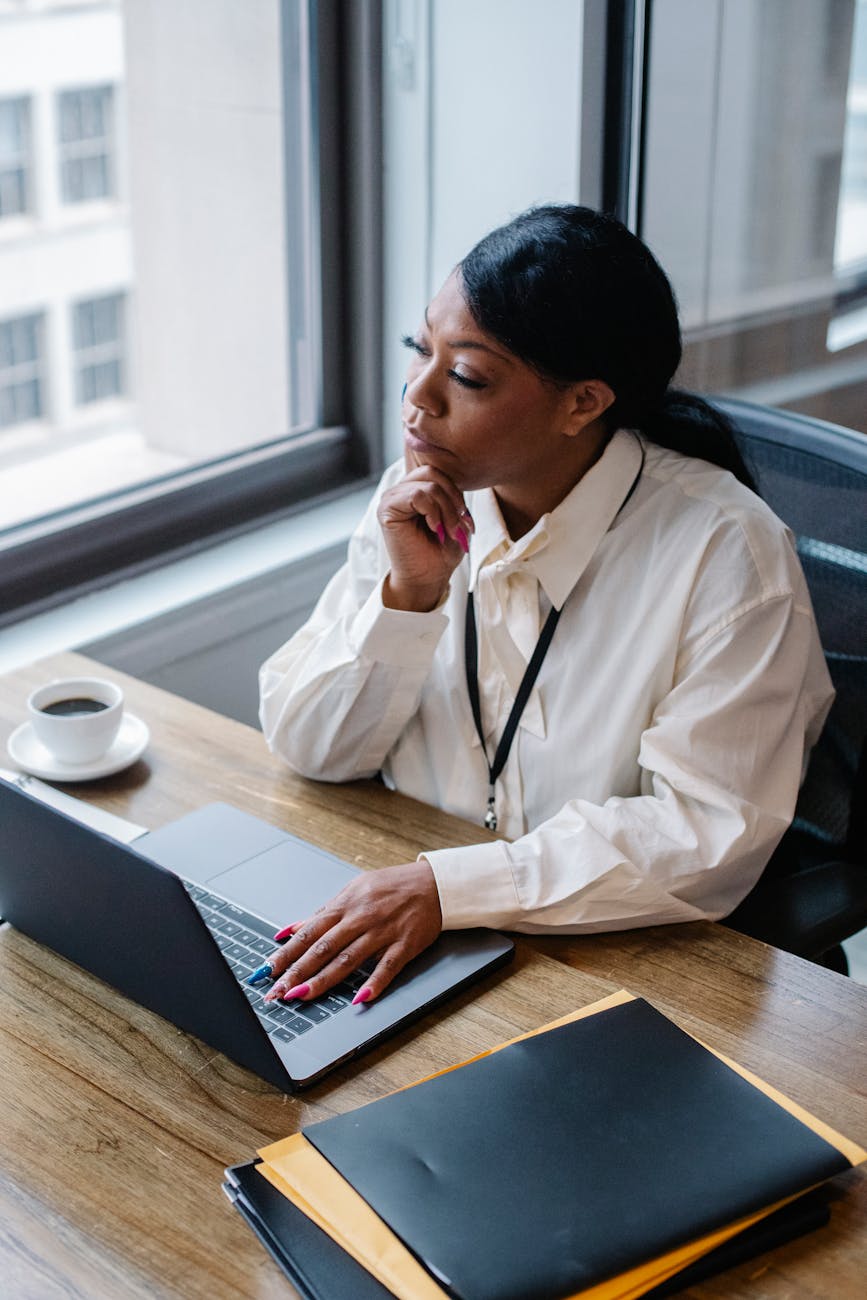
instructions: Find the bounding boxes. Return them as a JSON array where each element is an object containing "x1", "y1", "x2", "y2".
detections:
[{"x1": 258, "y1": 204, "x2": 833, "y2": 1007}]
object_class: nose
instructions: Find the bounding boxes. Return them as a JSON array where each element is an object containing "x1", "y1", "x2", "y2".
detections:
[{"x1": 404, "y1": 362, "x2": 444, "y2": 418}]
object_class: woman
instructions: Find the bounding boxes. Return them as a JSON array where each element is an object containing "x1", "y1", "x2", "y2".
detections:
[{"x1": 258, "y1": 205, "x2": 833, "y2": 1008}]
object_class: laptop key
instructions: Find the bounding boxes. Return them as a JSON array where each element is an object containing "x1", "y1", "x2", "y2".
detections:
[
  {"x1": 200, "y1": 893, "x2": 228, "y2": 911},
  {"x1": 292, "y1": 1002, "x2": 330, "y2": 1024},
  {"x1": 250, "y1": 938, "x2": 275, "y2": 957},
  {"x1": 284, "y1": 1015, "x2": 313, "y2": 1035},
  {"x1": 213, "y1": 934, "x2": 233, "y2": 951},
  {"x1": 272, "y1": 1028, "x2": 296, "y2": 1042},
  {"x1": 224, "y1": 943, "x2": 250, "y2": 961},
  {"x1": 218, "y1": 903, "x2": 276, "y2": 940},
  {"x1": 217, "y1": 920, "x2": 243, "y2": 938},
  {"x1": 264, "y1": 1004, "x2": 294, "y2": 1022},
  {"x1": 234, "y1": 928, "x2": 260, "y2": 947},
  {"x1": 319, "y1": 994, "x2": 348, "y2": 1014}
]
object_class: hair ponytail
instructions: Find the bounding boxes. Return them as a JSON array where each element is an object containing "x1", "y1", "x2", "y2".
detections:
[
  {"x1": 643, "y1": 390, "x2": 756, "y2": 490},
  {"x1": 460, "y1": 205, "x2": 757, "y2": 493}
]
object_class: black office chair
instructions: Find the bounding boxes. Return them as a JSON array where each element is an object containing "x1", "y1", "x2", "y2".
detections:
[{"x1": 710, "y1": 397, "x2": 867, "y2": 973}]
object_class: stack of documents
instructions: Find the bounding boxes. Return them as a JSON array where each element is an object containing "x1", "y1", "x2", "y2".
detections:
[{"x1": 224, "y1": 990, "x2": 865, "y2": 1299}]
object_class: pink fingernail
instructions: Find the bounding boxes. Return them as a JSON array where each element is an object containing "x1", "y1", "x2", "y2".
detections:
[
  {"x1": 435, "y1": 522, "x2": 446, "y2": 544},
  {"x1": 352, "y1": 986, "x2": 373, "y2": 1005},
  {"x1": 273, "y1": 923, "x2": 300, "y2": 942},
  {"x1": 455, "y1": 527, "x2": 469, "y2": 554},
  {"x1": 282, "y1": 983, "x2": 310, "y2": 1001}
]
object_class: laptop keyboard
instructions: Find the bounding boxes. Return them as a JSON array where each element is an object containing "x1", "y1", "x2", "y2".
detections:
[{"x1": 181, "y1": 879, "x2": 371, "y2": 1045}]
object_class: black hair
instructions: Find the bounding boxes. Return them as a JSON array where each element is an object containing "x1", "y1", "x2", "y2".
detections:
[{"x1": 459, "y1": 204, "x2": 756, "y2": 490}]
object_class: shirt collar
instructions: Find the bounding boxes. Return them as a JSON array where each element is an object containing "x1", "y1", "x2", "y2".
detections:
[{"x1": 466, "y1": 429, "x2": 644, "y2": 609}]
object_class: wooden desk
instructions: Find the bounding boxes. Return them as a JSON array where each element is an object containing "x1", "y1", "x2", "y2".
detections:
[{"x1": 1, "y1": 652, "x2": 865, "y2": 1299}]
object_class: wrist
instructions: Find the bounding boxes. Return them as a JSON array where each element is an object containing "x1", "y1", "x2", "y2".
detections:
[{"x1": 383, "y1": 573, "x2": 449, "y2": 613}]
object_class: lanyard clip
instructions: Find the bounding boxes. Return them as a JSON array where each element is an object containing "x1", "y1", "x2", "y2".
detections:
[{"x1": 484, "y1": 788, "x2": 498, "y2": 832}]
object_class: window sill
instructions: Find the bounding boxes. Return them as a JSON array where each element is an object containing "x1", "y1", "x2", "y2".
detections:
[{"x1": 0, "y1": 485, "x2": 369, "y2": 676}]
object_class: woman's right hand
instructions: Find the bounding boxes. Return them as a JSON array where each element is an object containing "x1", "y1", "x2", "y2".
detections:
[{"x1": 377, "y1": 463, "x2": 474, "y2": 611}]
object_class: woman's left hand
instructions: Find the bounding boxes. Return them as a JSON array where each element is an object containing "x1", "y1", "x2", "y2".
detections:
[{"x1": 263, "y1": 860, "x2": 443, "y2": 1005}]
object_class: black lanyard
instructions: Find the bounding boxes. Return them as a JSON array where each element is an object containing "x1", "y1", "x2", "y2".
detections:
[
  {"x1": 464, "y1": 439, "x2": 645, "y2": 830},
  {"x1": 465, "y1": 595, "x2": 561, "y2": 830}
]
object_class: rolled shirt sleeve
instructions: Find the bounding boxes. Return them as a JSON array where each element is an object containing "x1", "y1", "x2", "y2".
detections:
[
  {"x1": 425, "y1": 590, "x2": 833, "y2": 932},
  {"x1": 259, "y1": 468, "x2": 450, "y2": 782}
]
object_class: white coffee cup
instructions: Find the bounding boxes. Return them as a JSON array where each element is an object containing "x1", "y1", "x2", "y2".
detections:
[{"x1": 28, "y1": 677, "x2": 125, "y2": 765}]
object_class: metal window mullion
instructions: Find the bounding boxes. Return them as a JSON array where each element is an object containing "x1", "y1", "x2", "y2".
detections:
[{"x1": 601, "y1": 0, "x2": 652, "y2": 232}]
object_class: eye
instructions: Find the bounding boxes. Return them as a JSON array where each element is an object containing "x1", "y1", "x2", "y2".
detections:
[
  {"x1": 449, "y1": 370, "x2": 486, "y2": 390},
  {"x1": 401, "y1": 334, "x2": 488, "y2": 390}
]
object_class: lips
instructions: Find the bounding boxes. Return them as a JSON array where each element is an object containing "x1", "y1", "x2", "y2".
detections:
[{"x1": 403, "y1": 424, "x2": 447, "y2": 455}]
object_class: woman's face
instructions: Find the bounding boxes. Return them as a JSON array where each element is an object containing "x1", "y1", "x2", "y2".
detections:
[{"x1": 401, "y1": 273, "x2": 600, "y2": 496}]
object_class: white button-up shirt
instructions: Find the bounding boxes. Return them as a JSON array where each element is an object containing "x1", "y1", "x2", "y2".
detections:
[{"x1": 259, "y1": 430, "x2": 833, "y2": 934}]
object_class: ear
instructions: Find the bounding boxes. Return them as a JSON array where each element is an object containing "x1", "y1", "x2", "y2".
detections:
[{"x1": 562, "y1": 380, "x2": 616, "y2": 436}]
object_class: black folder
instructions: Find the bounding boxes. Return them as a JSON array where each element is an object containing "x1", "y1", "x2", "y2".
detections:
[
  {"x1": 223, "y1": 1160, "x2": 830, "y2": 1300},
  {"x1": 301, "y1": 998, "x2": 853, "y2": 1299},
  {"x1": 230, "y1": 994, "x2": 862, "y2": 1299},
  {"x1": 223, "y1": 1161, "x2": 393, "y2": 1300}
]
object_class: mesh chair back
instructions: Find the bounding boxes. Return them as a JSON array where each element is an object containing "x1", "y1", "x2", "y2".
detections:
[{"x1": 717, "y1": 398, "x2": 867, "y2": 866}]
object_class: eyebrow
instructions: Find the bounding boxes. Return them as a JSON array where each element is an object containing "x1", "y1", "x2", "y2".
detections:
[{"x1": 423, "y1": 307, "x2": 514, "y2": 364}]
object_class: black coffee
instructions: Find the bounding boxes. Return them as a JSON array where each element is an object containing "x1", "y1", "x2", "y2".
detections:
[{"x1": 40, "y1": 697, "x2": 109, "y2": 717}]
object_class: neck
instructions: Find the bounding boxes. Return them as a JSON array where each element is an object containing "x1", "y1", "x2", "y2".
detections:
[{"x1": 494, "y1": 424, "x2": 611, "y2": 540}]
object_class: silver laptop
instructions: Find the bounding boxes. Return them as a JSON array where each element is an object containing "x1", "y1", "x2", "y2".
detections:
[{"x1": 0, "y1": 778, "x2": 514, "y2": 1090}]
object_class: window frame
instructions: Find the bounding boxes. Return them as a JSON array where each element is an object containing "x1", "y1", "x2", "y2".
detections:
[
  {"x1": 57, "y1": 84, "x2": 115, "y2": 206},
  {"x1": 71, "y1": 292, "x2": 126, "y2": 406},
  {"x1": 0, "y1": 0, "x2": 383, "y2": 626},
  {"x1": 0, "y1": 310, "x2": 46, "y2": 430}
]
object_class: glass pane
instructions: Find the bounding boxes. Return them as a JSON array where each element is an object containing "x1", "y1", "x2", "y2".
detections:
[
  {"x1": 79, "y1": 87, "x2": 108, "y2": 140},
  {"x1": 13, "y1": 378, "x2": 41, "y2": 423},
  {"x1": 0, "y1": 378, "x2": 41, "y2": 428},
  {"x1": 0, "y1": 168, "x2": 26, "y2": 218},
  {"x1": 642, "y1": 0, "x2": 867, "y2": 433},
  {"x1": 81, "y1": 154, "x2": 109, "y2": 201},
  {"x1": 61, "y1": 157, "x2": 84, "y2": 203},
  {"x1": 8, "y1": 315, "x2": 39, "y2": 366},
  {"x1": 1, "y1": 1, "x2": 316, "y2": 533},
  {"x1": 58, "y1": 91, "x2": 83, "y2": 144},
  {"x1": 835, "y1": 0, "x2": 867, "y2": 269},
  {"x1": 0, "y1": 98, "x2": 25, "y2": 156},
  {"x1": 73, "y1": 300, "x2": 95, "y2": 350},
  {"x1": 77, "y1": 359, "x2": 122, "y2": 405}
]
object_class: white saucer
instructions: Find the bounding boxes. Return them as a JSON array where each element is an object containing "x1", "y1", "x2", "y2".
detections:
[{"x1": 6, "y1": 713, "x2": 150, "y2": 782}]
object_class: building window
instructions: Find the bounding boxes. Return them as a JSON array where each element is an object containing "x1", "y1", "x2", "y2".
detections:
[
  {"x1": 72, "y1": 293, "x2": 125, "y2": 404},
  {"x1": 57, "y1": 85, "x2": 115, "y2": 204},
  {"x1": 0, "y1": 2, "x2": 381, "y2": 622},
  {"x1": 0, "y1": 97, "x2": 31, "y2": 219},
  {"x1": 0, "y1": 313, "x2": 45, "y2": 429}
]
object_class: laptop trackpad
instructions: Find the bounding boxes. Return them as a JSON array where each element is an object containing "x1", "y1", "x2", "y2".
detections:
[{"x1": 209, "y1": 837, "x2": 359, "y2": 926}]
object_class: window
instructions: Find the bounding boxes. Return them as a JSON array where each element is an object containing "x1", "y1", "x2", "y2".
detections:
[
  {"x1": 0, "y1": 97, "x2": 31, "y2": 219},
  {"x1": 0, "y1": 0, "x2": 382, "y2": 622},
  {"x1": 0, "y1": 313, "x2": 45, "y2": 429},
  {"x1": 639, "y1": 0, "x2": 867, "y2": 434},
  {"x1": 72, "y1": 293, "x2": 125, "y2": 405},
  {"x1": 57, "y1": 85, "x2": 115, "y2": 204}
]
